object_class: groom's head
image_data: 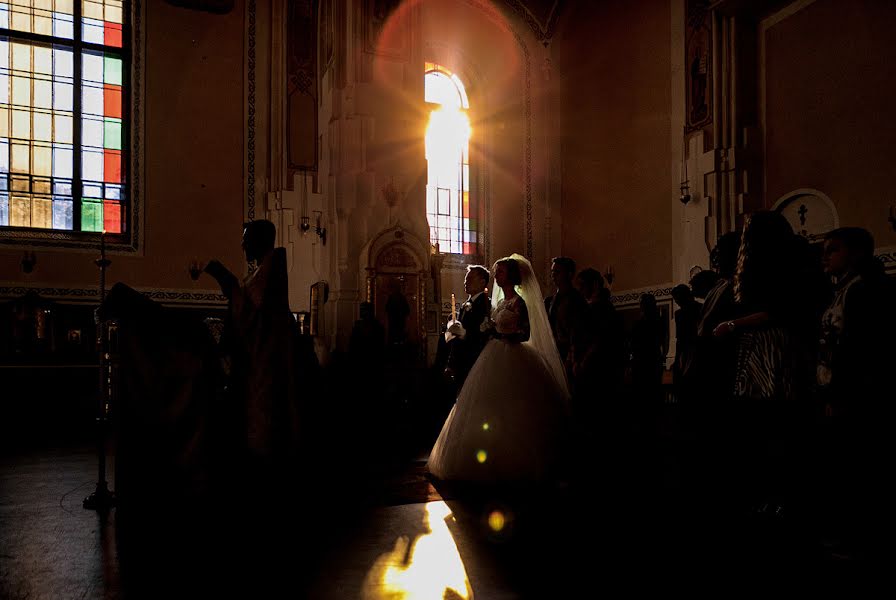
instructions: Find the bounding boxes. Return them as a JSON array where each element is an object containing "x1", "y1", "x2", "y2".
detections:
[{"x1": 464, "y1": 265, "x2": 489, "y2": 296}]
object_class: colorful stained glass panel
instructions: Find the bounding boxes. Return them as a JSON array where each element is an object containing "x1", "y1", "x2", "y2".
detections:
[
  {"x1": 103, "y1": 118, "x2": 120, "y2": 149},
  {"x1": 103, "y1": 199, "x2": 119, "y2": 232},
  {"x1": 103, "y1": 149, "x2": 119, "y2": 182},
  {"x1": 103, "y1": 84, "x2": 120, "y2": 118},
  {"x1": 81, "y1": 198, "x2": 101, "y2": 231},
  {"x1": 1, "y1": 1, "x2": 128, "y2": 234},
  {"x1": 33, "y1": 196, "x2": 52, "y2": 228},
  {"x1": 10, "y1": 194, "x2": 28, "y2": 226},
  {"x1": 52, "y1": 196, "x2": 72, "y2": 229}
]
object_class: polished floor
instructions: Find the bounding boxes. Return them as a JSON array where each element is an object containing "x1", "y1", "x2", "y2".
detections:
[{"x1": 1, "y1": 413, "x2": 858, "y2": 600}]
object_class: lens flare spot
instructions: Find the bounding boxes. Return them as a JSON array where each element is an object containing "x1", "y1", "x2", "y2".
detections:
[
  {"x1": 476, "y1": 450, "x2": 487, "y2": 464},
  {"x1": 488, "y1": 510, "x2": 505, "y2": 532}
]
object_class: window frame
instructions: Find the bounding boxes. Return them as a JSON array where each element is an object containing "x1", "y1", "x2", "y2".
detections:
[
  {"x1": 0, "y1": 0, "x2": 142, "y2": 252},
  {"x1": 424, "y1": 63, "x2": 478, "y2": 260}
]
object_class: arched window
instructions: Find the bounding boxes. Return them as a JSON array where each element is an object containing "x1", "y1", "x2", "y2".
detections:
[
  {"x1": 425, "y1": 63, "x2": 474, "y2": 255},
  {"x1": 0, "y1": 1, "x2": 130, "y2": 236}
]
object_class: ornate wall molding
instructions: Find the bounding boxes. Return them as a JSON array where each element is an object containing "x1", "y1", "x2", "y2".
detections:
[
  {"x1": 611, "y1": 284, "x2": 675, "y2": 307},
  {"x1": 876, "y1": 246, "x2": 896, "y2": 275},
  {"x1": 246, "y1": 0, "x2": 257, "y2": 220},
  {"x1": 0, "y1": 283, "x2": 226, "y2": 306}
]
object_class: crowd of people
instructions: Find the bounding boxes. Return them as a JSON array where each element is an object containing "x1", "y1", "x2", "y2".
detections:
[
  {"x1": 113, "y1": 214, "x2": 893, "y2": 560},
  {"x1": 424, "y1": 211, "x2": 895, "y2": 558}
]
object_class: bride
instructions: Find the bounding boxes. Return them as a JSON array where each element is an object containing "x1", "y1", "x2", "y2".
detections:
[{"x1": 427, "y1": 253, "x2": 571, "y2": 484}]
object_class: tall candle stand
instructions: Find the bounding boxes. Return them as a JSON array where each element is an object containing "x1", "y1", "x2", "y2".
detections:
[{"x1": 84, "y1": 232, "x2": 116, "y2": 511}]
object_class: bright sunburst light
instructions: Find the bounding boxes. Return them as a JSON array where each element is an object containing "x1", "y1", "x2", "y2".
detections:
[
  {"x1": 425, "y1": 107, "x2": 471, "y2": 164},
  {"x1": 361, "y1": 501, "x2": 472, "y2": 600}
]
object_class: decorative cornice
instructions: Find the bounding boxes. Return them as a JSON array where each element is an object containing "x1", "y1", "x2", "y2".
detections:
[
  {"x1": 611, "y1": 285, "x2": 675, "y2": 307},
  {"x1": 246, "y1": 0, "x2": 257, "y2": 221},
  {"x1": 0, "y1": 283, "x2": 227, "y2": 306},
  {"x1": 877, "y1": 246, "x2": 896, "y2": 274}
]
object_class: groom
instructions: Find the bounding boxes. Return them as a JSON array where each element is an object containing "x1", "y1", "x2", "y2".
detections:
[{"x1": 444, "y1": 265, "x2": 491, "y2": 388}]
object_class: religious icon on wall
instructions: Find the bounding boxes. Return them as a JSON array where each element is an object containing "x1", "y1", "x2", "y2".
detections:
[
  {"x1": 685, "y1": 0, "x2": 712, "y2": 132},
  {"x1": 365, "y1": 0, "x2": 407, "y2": 59},
  {"x1": 287, "y1": 0, "x2": 319, "y2": 179}
]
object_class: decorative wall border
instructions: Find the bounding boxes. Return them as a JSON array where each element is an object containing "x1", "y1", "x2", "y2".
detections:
[
  {"x1": 877, "y1": 246, "x2": 896, "y2": 275},
  {"x1": 0, "y1": 283, "x2": 227, "y2": 307},
  {"x1": 246, "y1": 0, "x2": 257, "y2": 221},
  {"x1": 611, "y1": 284, "x2": 675, "y2": 307}
]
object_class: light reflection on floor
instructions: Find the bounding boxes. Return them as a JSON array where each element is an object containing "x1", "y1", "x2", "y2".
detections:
[{"x1": 361, "y1": 500, "x2": 472, "y2": 599}]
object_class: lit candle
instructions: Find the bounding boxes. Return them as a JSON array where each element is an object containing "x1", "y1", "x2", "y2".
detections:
[{"x1": 451, "y1": 293, "x2": 456, "y2": 322}]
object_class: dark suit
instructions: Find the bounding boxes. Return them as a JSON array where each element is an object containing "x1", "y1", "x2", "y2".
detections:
[
  {"x1": 446, "y1": 292, "x2": 491, "y2": 386},
  {"x1": 544, "y1": 288, "x2": 587, "y2": 363}
]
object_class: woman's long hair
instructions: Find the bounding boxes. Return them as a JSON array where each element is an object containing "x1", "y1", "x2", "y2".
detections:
[{"x1": 733, "y1": 211, "x2": 795, "y2": 306}]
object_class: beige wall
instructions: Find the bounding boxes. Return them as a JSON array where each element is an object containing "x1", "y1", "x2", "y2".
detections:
[
  {"x1": 764, "y1": 0, "x2": 896, "y2": 249},
  {"x1": 552, "y1": 0, "x2": 674, "y2": 292},
  {"x1": 0, "y1": 1, "x2": 245, "y2": 296}
]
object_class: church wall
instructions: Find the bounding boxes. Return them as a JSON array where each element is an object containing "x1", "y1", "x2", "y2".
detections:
[
  {"x1": 303, "y1": 0, "x2": 549, "y2": 356},
  {"x1": 763, "y1": 0, "x2": 896, "y2": 249},
  {"x1": 0, "y1": 1, "x2": 246, "y2": 301},
  {"x1": 422, "y1": 0, "x2": 535, "y2": 263},
  {"x1": 552, "y1": 0, "x2": 675, "y2": 292}
]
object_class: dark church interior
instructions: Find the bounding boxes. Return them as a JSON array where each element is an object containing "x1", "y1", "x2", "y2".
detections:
[{"x1": 2, "y1": 0, "x2": 896, "y2": 597}]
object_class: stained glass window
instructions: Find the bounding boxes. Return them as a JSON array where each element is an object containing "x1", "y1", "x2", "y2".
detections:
[
  {"x1": 0, "y1": 1, "x2": 128, "y2": 235},
  {"x1": 425, "y1": 63, "x2": 474, "y2": 255}
]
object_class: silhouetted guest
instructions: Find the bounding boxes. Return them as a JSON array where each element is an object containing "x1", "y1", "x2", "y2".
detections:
[
  {"x1": 688, "y1": 269, "x2": 720, "y2": 301},
  {"x1": 685, "y1": 233, "x2": 740, "y2": 510},
  {"x1": 671, "y1": 284, "x2": 700, "y2": 398},
  {"x1": 444, "y1": 265, "x2": 491, "y2": 389},
  {"x1": 99, "y1": 282, "x2": 226, "y2": 509},
  {"x1": 204, "y1": 219, "x2": 302, "y2": 478},
  {"x1": 629, "y1": 293, "x2": 668, "y2": 409},
  {"x1": 545, "y1": 256, "x2": 587, "y2": 374},
  {"x1": 711, "y1": 211, "x2": 814, "y2": 515},
  {"x1": 816, "y1": 226, "x2": 896, "y2": 552},
  {"x1": 385, "y1": 282, "x2": 411, "y2": 345},
  {"x1": 349, "y1": 301, "x2": 386, "y2": 362},
  {"x1": 573, "y1": 268, "x2": 625, "y2": 404}
]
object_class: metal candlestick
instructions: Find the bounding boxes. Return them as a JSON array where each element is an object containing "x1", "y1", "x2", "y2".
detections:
[{"x1": 84, "y1": 232, "x2": 116, "y2": 512}]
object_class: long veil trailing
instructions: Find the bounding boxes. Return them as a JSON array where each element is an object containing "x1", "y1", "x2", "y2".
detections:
[{"x1": 491, "y1": 253, "x2": 571, "y2": 401}]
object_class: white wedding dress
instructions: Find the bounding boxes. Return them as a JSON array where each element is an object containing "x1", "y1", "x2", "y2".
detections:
[{"x1": 428, "y1": 255, "x2": 570, "y2": 484}]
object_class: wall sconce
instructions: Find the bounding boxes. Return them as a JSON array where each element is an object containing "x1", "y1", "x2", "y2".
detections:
[
  {"x1": 680, "y1": 132, "x2": 691, "y2": 204},
  {"x1": 21, "y1": 251, "x2": 36, "y2": 274},
  {"x1": 300, "y1": 215, "x2": 311, "y2": 234},
  {"x1": 313, "y1": 210, "x2": 327, "y2": 245},
  {"x1": 679, "y1": 180, "x2": 691, "y2": 205},
  {"x1": 189, "y1": 258, "x2": 203, "y2": 281}
]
